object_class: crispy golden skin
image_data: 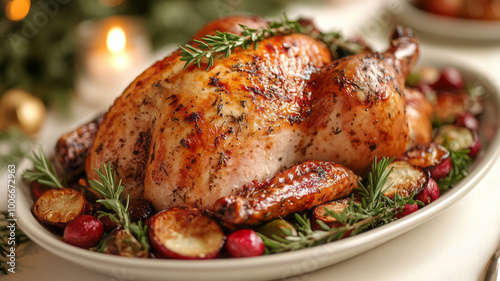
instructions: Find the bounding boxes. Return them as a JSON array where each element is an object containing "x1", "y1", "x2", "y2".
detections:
[
  {"x1": 85, "y1": 17, "x2": 422, "y2": 213},
  {"x1": 214, "y1": 160, "x2": 360, "y2": 227}
]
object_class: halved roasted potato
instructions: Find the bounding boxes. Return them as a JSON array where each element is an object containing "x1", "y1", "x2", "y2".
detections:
[
  {"x1": 433, "y1": 124, "x2": 482, "y2": 157},
  {"x1": 403, "y1": 143, "x2": 451, "y2": 180},
  {"x1": 382, "y1": 161, "x2": 429, "y2": 199},
  {"x1": 147, "y1": 207, "x2": 225, "y2": 259},
  {"x1": 32, "y1": 188, "x2": 89, "y2": 229},
  {"x1": 311, "y1": 197, "x2": 354, "y2": 230}
]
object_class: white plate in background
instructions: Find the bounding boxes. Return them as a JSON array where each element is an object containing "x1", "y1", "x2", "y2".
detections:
[{"x1": 394, "y1": 0, "x2": 500, "y2": 41}]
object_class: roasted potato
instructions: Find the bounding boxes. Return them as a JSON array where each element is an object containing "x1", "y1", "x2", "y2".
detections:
[
  {"x1": 403, "y1": 143, "x2": 451, "y2": 180},
  {"x1": 147, "y1": 207, "x2": 225, "y2": 259},
  {"x1": 311, "y1": 197, "x2": 354, "y2": 231},
  {"x1": 382, "y1": 161, "x2": 429, "y2": 199},
  {"x1": 32, "y1": 188, "x2": 89, "y2": 229}
]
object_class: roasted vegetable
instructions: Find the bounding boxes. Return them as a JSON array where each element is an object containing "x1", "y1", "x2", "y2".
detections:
[
  {"x1": 63, "y1": 215, "x2": 104, "y2": 249},
  {"x1": 147, "y1": 207, "x2": 225, "y2": 259},
  {"x1": 257, "y1": 219, "x2": 297, "y2": 240},
  {"x1": 381, "y1": 161, "x2": 429, "y2": 199},
  {"x1": 434, "y1": 124, "x2": 481, "y2": 157},
  {"x1": 311, "y1": 198, "x2": 355, "y2": 231},
  {"x1": 94, "y1": 228, "x2": 149, "y2": 258},
  {"x1": 403, "y1": 143, "x2": 451, "y2": 180},
  {"x1": 32, "y1": 188, "x2": 89, "y2": 229}
]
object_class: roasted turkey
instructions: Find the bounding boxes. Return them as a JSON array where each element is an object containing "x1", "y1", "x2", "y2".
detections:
[{"x1": 81, "y1": 16, "x2": 430, "y2": 213}]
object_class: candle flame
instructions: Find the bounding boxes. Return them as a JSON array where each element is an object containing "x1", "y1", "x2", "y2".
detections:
[
  {"x1": 6, "y1": 0, "x2": 31, "y2": 21},
  {"x1": 106, "y1": 26, "x2": 126, "y2": 54}
]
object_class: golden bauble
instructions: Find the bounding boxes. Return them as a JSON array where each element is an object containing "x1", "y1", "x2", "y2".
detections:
[{"x1": 0, "y1": 89, "x2": 46, "y2": 135}]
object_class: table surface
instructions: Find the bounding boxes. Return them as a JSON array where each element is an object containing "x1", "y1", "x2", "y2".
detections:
[{"x1": 3, "y1": 0, "x2": 500, "y2": 280}]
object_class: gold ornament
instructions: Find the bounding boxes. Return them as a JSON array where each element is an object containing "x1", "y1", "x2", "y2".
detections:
[{"x1": 0, "y1": 89, "x2": 46, "y2": 135}]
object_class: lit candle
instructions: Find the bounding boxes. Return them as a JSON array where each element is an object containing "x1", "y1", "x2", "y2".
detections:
[
  {"x1": 75, "y1": 17, "x2": 151, "y2": 107},
  {"x1": 107, "y1": 26, "x2": 129, "y2": 69}
]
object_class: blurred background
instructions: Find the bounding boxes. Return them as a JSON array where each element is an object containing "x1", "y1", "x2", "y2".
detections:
[
  {"x1": 1, "y1": 0, "x2": 500, "y2": 170},
  {"x1": 0, "y1": 0, "x2": 321, "y2": 168}
]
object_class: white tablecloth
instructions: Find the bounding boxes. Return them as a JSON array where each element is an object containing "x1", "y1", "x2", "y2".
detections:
[{"x1": 4, "y1": 0, "x2": 500, "y2": 280}]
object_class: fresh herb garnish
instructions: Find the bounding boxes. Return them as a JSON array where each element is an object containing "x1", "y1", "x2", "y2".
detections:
[
  {"x1": 259, "y1": 157, "x2": 418, "y2": 253},
  {"x1": 179, "y1": 14, "x2": 303, "y2": 70},
  {"x1": 179, "y1": 14, "x2": 365, "y2": 70},
  {"x1": 437, "y1": 149, "x2": 472, "y2": 191},
  {"x1": 22, "y1": 145, "x2": 63, "y2": 188},
  {"x1": 89, "y1": 162, "x2": 149, "y2": 253},
  {"x1": 315, "y1": 30, "x2": 367, "y2": 60}
]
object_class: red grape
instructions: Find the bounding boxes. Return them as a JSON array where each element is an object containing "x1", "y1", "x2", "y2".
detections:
[
  {"x1": 468, "y1": 137, "x2": 482, "y2": 158},
  {"x1": 455, "y1": 112, "x2": 479, "y2": 132},
  {"x1": 432, "y1": 67, "x2": 464, "y2": 91},
  {"x1": 416, "y1": 178, "x2": 440, "y2": 205},
  {"x1": 63, "y1": 215, "x2": 104, "y2": 249},
  {"x1": 395, "y1": 203, "x2": 419, "y2": 219},
  {"x1": 429, "y1": 156, "x2": 452, "y2": 180}
]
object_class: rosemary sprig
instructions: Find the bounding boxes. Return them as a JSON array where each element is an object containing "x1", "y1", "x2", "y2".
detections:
[
  {"x1": 260, "y1": 157, "x2": 417, "y2": 253},
  {"x1": 22, "y1": 145, "x2": 63, "y2": 188},
  {"x1": 179, "y1": 14, "x2": 366, "y2": 70},
  {"x1": 179, "y1": 14, "x2": 303, "y2": 70},
  {"x1": 437, "y1": 149, "x2": 472, "y2": 191},
  {"x1": 89, "y1": 162, "x2": 149, "y2": 253},
  {"x1": 315, "y1": 31, "x2": 367, "y2": 60}
]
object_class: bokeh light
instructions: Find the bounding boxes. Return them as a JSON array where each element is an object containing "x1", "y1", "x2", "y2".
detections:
[
  {"x1": 5, "y1": 0, "x2": 31, "y2": 21},
  {"x1": 98, "y1": 0, "x2": 125, "y2": 8}
]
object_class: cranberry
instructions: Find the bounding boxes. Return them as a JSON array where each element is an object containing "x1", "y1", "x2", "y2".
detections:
[{"x1": 226, "y1": 229, "x2": 264, "y2": 258}]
